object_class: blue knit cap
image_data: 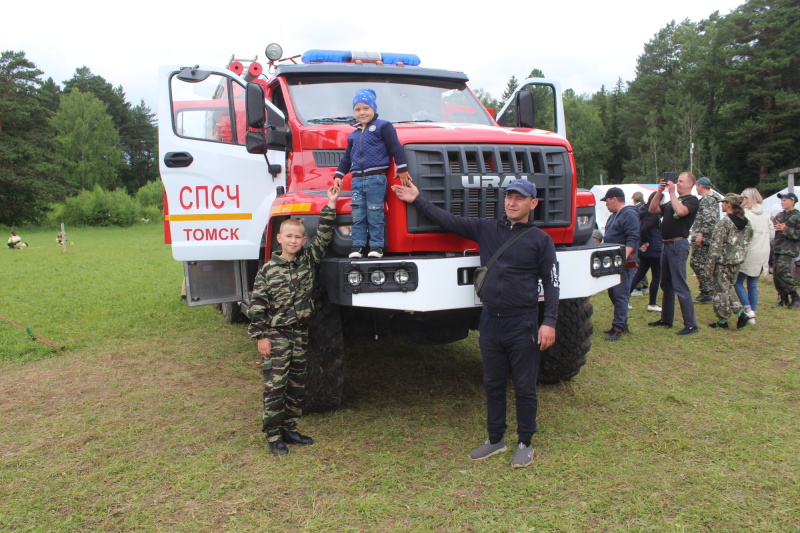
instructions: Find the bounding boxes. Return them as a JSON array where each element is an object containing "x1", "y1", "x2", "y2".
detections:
[{"x1": 353, "y1": 88, "x2": 377, "y2": 112}]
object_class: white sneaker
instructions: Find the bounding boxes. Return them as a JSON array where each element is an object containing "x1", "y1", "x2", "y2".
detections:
[
  {"x1": 747, "y1": 318, "x2": 756, "y2": 325},
  {"x1": 744, "y1": 309, "x2": 756, "y2": 318},
  {"x1": 647, "y1": 304, "x2": 662, "y2": 312},
  {"x1": 628, "y1": 304, "x2": 633, "y2": 310},
  {"x1": 631, "y1": 289, "x2": 643, "y2": 297},
  {"x1": 642, "y1": 288, "x2": 650, "y2": 294}
]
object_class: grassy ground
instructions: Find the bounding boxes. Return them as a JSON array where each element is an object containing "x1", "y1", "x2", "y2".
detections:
[{"x1": 1, "y1": 225, "x2": 798, "y2": 532}]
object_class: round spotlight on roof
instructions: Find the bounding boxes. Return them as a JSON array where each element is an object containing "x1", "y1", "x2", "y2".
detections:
[{"x1": 265, "y1": 43, "x2": 283, "y2": 61}]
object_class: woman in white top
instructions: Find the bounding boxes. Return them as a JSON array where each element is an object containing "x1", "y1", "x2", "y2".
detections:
[{"x1": 734, "y1": 188, "x2": 775, "y2": 324}]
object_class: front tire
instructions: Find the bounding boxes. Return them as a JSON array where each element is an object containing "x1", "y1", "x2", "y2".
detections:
[
  {"x1": 539, "y1": 297, "x2": 592, "y2": 384},
  {"x1": 304, "y1": 287, "x2": 345, "y2": 412}
]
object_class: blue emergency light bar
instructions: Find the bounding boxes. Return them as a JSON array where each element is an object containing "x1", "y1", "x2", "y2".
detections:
[{"x1": 301, "y1": 49, "x2": 421, "y2": 66}]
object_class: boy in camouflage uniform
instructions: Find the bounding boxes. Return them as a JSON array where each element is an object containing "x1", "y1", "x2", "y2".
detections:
[
  {"x1": 690, "y1": 177, "x2": 720, "y2": 302},
  {"x1": 248, "y1": 184, "x2": 340, "y2": 456},
  {"x1": 705, "y1": 193, "x2": 753, "y2": 329},
  {"x1": 772, "y1": 192, "x2": 800, "y2": 309}
]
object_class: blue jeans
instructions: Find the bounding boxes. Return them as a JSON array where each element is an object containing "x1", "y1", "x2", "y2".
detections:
[
  {"x1": 660, "y1": 240, "x2": 696, "y2": 328},
  {"x1": 734, "y1": 271, "x2": 760, "y2": 311},
  {"x1": 608, "y1": 268, "x2": 630, "y2": 329},
  {"x1": 478, "y1": 311, "x2": 540, "y2": 443},
  {"x1": 350, "y1": 174, "x2": 387, "y2": 248}
]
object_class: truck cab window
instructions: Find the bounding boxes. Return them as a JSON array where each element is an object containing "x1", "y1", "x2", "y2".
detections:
[{"x1": 171, "y1": 73, "x2": 246, "y2": 145}]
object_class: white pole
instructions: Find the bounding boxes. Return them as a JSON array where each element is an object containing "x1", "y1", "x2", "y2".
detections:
[{"x1": 61, "y1": 222, "x2": 67, "y2": 254}]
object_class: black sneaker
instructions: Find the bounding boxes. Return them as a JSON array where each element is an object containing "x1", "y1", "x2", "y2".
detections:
[
  {"x1": 693, "y1": 293, "x2": 712, "y2": 303},
  {"x1": 648, "y1": 319, "x2": 673, "y2": 328},
  {"x1": 603, "y1": 324, "x2": 629, "y2": 334},
  {"x1": 268, "y1": 438, "x2": 289, "y2": 456},
  {"x1": 282, "y1": 428, "x2": 314, "y2": 445},
  {"x1": 677, "y1": 326, "x2": 699, "y2": 336},
  {"x1": 605, "y1": 327, "x2": 625, "y2": 341},
  {"x1": 348, "y1": 246, "x2": 364, "y2": 259},
  {"x1": 709, "y1": 321, "x2": 729, "y2": 329},
  {"x1": 736, "y1": 312, "x2": 750, "y2": 329},
  {"x1": 367, "y1": 246, "x2": 384, "y2": 258}
]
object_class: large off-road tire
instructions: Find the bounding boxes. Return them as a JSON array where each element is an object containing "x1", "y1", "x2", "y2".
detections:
[
  {"x1": 221, "y1": 301, "x2": 247, "y2": 324},
  {"x1": 304, "y1": 288, "x2": 345, "y2": 413},
  {"x1": 539, "y1": 296, "x2": 593, "y2": 384}
]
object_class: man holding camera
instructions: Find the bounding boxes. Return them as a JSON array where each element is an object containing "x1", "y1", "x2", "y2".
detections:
[{"x1": 648, "y1": 172, "x2": 701, "y2": 336}]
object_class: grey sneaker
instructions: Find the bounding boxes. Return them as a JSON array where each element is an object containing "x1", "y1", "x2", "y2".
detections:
[
  {"x1": 511, "y1": 442, "x2": 534, "y2": 468},
  {"x1": 468, "y1": 439, "x2": 507, "y2": 461}
]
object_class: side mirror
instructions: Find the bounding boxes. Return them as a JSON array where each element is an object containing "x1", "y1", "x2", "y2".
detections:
[
  {"x1": 515, "y1": 90, "x2": 535, "y2": 128},
  {"x1": 246, "y1": 82, "x2": 266, "y2": 129},
  {"x1": 246, "y1": 131, "x2": 268, "y2": 155}
]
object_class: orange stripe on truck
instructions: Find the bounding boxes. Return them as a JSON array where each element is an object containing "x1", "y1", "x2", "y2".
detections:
[{"x1": 165, "y1": 213, "x2": 253, "y2": 221}]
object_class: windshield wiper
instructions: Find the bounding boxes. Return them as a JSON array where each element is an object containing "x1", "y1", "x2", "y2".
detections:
[
  {"x1": 394, "y1": 119, "x2": 435, "y2": 124},
  {"x1": 307, "y1": 116, "x2": 354, "y2": 124}
]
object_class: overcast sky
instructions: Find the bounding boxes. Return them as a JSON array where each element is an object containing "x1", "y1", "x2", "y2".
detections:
[{"x1": 5, "y1": 0, "x2": 745, "y2": 113}]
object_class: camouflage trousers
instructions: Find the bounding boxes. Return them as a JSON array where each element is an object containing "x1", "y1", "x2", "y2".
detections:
[
  {"x1": 261, "y1": 327, "x2": 309, "y2": 441},
  {"x1": 711, "y1": 263, "x2": 742, "y2": 321},
  {"x1": 772, "y1": 253, "x2": 799, "y2": 296},
  {"x1": 691, "y1": 244, "x2": 714, "y2": 294}
]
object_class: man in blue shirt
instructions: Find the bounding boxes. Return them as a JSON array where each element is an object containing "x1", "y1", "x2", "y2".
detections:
[{"x1": 600, "y1": 187, "x2": 640, "y2": 340}]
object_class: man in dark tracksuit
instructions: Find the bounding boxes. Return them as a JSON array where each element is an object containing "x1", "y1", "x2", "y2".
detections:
[
  {"x1": 600, "y1": 187, "x2": 640, "y2": 340},
  {"x1": 393, "y1": 179, "x2": 559, "y2": 469}
]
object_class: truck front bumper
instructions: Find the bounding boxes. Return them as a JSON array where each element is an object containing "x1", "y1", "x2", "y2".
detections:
[{"x1": 320, "y1": 244, "x2": 624, "y2": 311}]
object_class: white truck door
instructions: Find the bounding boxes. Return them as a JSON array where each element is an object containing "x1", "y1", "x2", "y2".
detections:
[
  {"x1": 158, "y1": 65, "x2": 285, "y2": 262},
  {"x1": 495, "y1": 78, "x2": 566, "y2": 138}
]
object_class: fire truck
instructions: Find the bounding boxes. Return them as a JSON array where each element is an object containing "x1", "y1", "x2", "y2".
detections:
[{"x1": 158, "y1": 45, "x2": 625, "y2": 411}]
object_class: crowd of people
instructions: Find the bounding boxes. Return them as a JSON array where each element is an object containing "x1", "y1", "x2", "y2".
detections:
[{"x1": 599, "y1": 173, "x2": 800, "y2": 341}]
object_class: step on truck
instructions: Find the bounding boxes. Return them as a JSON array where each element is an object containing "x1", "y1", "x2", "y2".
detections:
[{"x1": 158, "y1": 45, "x2": 625, "y2": 411}]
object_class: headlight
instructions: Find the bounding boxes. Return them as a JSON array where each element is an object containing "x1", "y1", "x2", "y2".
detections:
[
  {"x1": 394, "y1": 269, "x2": 409, "y2": 284},
  {"x1": 370, "y1": 270, "x2": 386, "y2": 285},
  {"x1": 602, "y1": 256, "x2": 612, "y2": 269},
  {"x1": 577, "y1": 215, "x2": 590, "y2": 226},
  {"x1": 347, "y1": 270, "x2": 362, "y2": 286},
  {"x1": 614, "y1": 255, "x2": 623, "y2": 267},
  {"x1": 592, "y1": 257, "x2": 601, "y2": 271}
]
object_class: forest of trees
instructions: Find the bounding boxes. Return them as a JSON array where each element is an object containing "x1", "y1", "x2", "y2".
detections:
[
  {"x1": 0, "y1": 0, "x2": 797, "y2": 226},
  {"x1": 0, "y1": 54, "x2": 158, "y2": 225},
  {"x1": 478, "y1": 0, "x2": 799, "y2": 192}
]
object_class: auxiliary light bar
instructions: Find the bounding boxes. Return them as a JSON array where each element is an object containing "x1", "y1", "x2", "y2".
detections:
[{"x1": 301, "y1": 49, "x2": 421, "y2": 66}]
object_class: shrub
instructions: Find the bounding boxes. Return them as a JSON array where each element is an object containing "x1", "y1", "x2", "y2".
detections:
[
  {"x1": 56, "y1": 186, "x2": 141, "y2": 227},
  {"x1": 136, "y1": 180, "x2": 164, "y2": 209}
]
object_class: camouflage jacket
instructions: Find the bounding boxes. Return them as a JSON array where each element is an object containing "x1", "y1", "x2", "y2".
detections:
[
  {"x1": 706, "y1": 214, "x2": 752, "y2": 274},
  {"x1": 247, "y1": 206, "x2": 336, "y2": 337},
  {"x1": 773, "y1": 208, "x2": 800, "y2": 256},
  {"x1": 691, "y1": 192, "x2": 720, "y2": 245}
]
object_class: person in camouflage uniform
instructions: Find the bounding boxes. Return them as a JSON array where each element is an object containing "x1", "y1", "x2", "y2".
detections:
[
  {"x1": 247, "y1": 184, "x2": 340, "y2": 456},
  {"x1": 690, "y1": 177, "x2": 720, "y2": 302},
  {"x1": 771, "y1": 192, "x2": 800, "y2": 309},
  {"x1": 705, "y1": 193, "x2": 753, "y2": 329}
]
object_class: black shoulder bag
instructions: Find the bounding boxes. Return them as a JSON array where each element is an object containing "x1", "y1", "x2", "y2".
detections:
[{"x1": 473, "y1": 226, "x2": 535, "y2": 298}]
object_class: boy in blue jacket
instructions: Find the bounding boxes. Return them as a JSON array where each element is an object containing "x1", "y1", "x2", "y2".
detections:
[{"x1": 334, "y1": 89, "x2": 411, "y2": 259}]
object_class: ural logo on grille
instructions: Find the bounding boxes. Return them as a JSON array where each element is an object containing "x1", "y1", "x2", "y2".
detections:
[{"x1": 461, "y1": 176, "x2": 530, "y2": 188}]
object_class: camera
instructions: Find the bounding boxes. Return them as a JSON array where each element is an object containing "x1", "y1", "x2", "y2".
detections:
[{"x1": 662, "y1": 172, "x2": 676, "y2": 181}]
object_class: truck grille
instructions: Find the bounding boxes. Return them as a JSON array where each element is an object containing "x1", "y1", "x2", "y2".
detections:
[{"x1": 404, "y1": 144, "x2": 572, "y2": 233}]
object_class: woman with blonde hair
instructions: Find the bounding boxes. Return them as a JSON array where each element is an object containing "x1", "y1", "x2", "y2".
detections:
[{"x1": 733, "y1": 187, "x2": 774, "y2": 325}]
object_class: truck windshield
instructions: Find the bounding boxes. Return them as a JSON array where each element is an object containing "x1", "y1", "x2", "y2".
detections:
[{"x1": 286, "y1": 77, "x2": 493, "y2": 127}]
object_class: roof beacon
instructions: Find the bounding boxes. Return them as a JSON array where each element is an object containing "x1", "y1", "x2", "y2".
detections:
[{"x1": 301, "y1": 49, "x2": 421, "y2": 66}]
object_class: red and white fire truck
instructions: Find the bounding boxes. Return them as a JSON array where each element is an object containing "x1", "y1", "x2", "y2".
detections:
[{"x1": 158, "y1": 45, "x2": 624, "y2": 410}]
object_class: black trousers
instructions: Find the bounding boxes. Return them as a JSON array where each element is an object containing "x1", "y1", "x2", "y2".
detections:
[{"x1": 478, "y1": 310, "x2": 540, "y2": 443}]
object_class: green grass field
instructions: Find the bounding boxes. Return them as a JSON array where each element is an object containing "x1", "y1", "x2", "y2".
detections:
[{"x1": 1, "y1": 225, "x2": 798, "y2": 532}]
